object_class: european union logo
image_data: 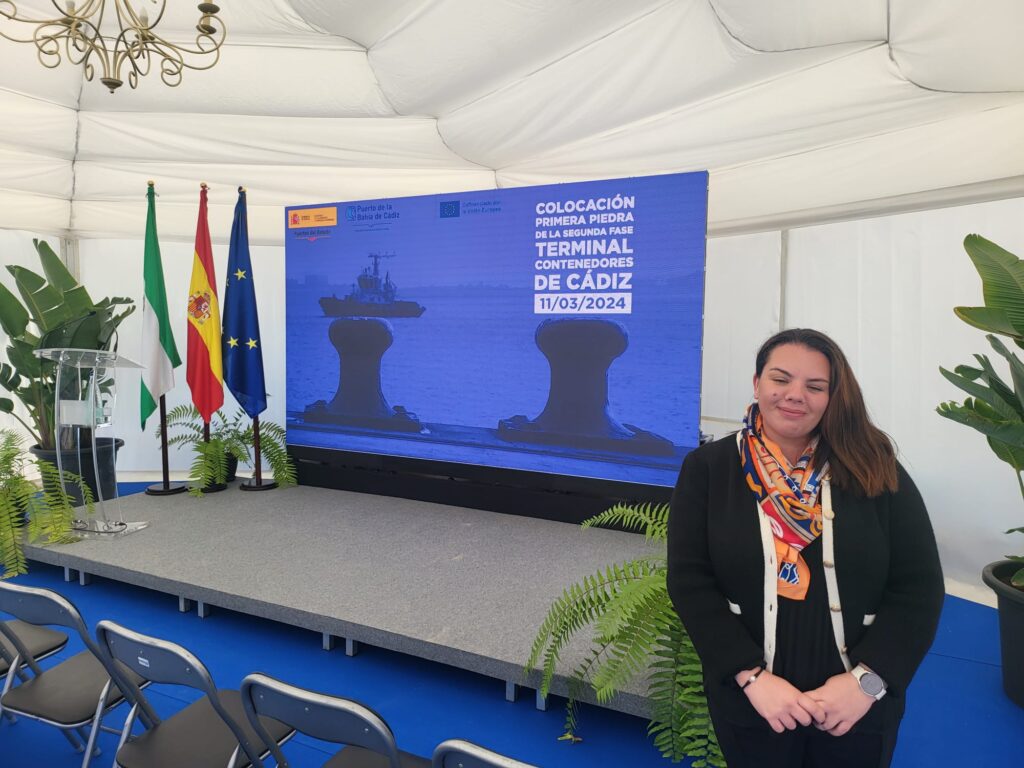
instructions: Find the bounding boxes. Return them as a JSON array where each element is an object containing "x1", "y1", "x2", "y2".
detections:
[
  {"x1": 439, "y1": 200, "x2": 460, "y2": 218},
  {"x1": 346, "y1": 205, "x2": 357, "y2": 221}
]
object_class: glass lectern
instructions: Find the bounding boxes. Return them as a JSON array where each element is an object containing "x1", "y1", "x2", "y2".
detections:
[{"x1": 35, "y1": 348, "x2": 147, "y2": 537}]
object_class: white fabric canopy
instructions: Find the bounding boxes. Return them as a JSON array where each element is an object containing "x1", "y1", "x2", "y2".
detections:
[
  {"x1": 1, "y1": 0, "x2": 1022, "y2": 242},
  {"x1": 3, "y1": 2, "x2": 1024, "y2": 603}
]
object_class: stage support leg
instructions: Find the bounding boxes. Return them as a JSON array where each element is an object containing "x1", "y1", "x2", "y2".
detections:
[
  {"x1": 79, "y1": 571, "x2": 91, "y2": 586},
  {"x1": 179, "y1": 597, "x2": 193, "y2": 613},
  {"x1": 197, "y1": 601, "x2": 211, "y2": 619},
  {"x1": 505, "y1": 681, "x2": 518, "y2": 702},
  {"x1": 64, "y1": 567, "x2": 75, "y2": 582},
  {"x1": 322, "y1": 633, "x2": 336, "y2": 651},
  {"x1": 535, "y1": 689, "x2": 547, "y2": 711},
  {"x1": 345, "y1": 638, "x2": 359, "y2": 657}
]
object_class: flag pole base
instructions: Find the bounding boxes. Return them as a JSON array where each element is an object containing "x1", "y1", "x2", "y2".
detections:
[
  {"x1": 240, "y1": 478, "x2": 278, "y2": 492},
  {"x1": 145, "y1": 482, "x2": 188, "y2": 496}
]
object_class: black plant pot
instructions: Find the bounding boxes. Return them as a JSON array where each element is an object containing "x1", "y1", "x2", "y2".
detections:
[
  {"x1": 982, "y1": 560, "x2": 1024, "y2": 708},
  {"x1": 226, "y1": 453, "x2": 238, "y2": 483},
  {"x1": 30, "y1": 438, "x2": 125, "y2": 506}
]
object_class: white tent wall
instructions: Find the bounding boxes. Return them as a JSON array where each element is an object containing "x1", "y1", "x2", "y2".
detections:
[
  {"x1": 699, "y1": 196, "x2": 1024, "y2": 606},
  {"x1": 74, "y1": 236, "x2": 289, "y2": 471}
]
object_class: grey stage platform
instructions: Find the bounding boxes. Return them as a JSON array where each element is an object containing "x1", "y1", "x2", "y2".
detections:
[{"x1": 24, "y1": 485, "x2": 660, "y2": 717}]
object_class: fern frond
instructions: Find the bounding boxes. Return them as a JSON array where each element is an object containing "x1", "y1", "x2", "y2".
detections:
[
  {"x1": 591, "y1": 587, "x2": 670, "y2": 702},
  {"x1": 258, "y1": 428, "x2": 297, "y2": 488},
  {"x1": 188, "y1": 439, "x2": 228, "y2": 497},
  {"x1": 646, "y1": 616, "x2": 725, "y2": 766},
  {"x1": 524, "y1": 499, "x2": 725, "y2": 765},
  {"x1": 525, "y1": 561, "x2": 653, "y2": 697},
  {"x1": 582, "y1": 502, "x2": 671, "y2": 542},
  {"x1": 560, "y1": 640, "x2": 614, "y2": 740},
  {"x1": 593, "y1": 565, "x2": 665, "y2": 641},
  {"x1": 29, "y1": 459, "x2": 91, "y2": 546},
  {"x1": 0, "y1": 492, "x2": 27, "y2": 578}
]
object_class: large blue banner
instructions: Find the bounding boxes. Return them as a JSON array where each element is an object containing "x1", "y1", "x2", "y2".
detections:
[{"x1": 285, "y1": 172, "x2": 707, "y2": 487}]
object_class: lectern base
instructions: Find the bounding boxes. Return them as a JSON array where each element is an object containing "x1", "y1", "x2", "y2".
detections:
[{"x1": 72, "y1": 520, "x2": 149, "y2": 538}]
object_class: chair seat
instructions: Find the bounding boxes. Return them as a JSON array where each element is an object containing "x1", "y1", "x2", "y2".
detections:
[
  {"x1": 1, "y1": 649, "x2": 139, "y2": 726},
  {"x1": 115, "y1": 689, "x2": 294, "y2": 768},
  {"x1": 325, "y1": 746, "x2": 431, "y2": 768},
  {"x1": 0, "y1": 620, "x2": 68, "y2": 676}
]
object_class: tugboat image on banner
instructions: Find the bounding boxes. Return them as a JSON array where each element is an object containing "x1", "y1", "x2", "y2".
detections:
[{"x1": 319, "y1": 253, "x2": 426, "y2": 318}]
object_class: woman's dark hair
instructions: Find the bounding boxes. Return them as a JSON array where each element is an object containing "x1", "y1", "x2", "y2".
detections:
[{"x1": 755, "y1": 328, "x2": 897, "y2": 496}]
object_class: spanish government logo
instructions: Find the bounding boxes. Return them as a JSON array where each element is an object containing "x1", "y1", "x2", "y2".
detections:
[
  {"x1": 188, "y1": 290, "x2": 212, "y2": 324},
  {"x1": 289, "y1": 211, "x2": 301, "y2": 226}
]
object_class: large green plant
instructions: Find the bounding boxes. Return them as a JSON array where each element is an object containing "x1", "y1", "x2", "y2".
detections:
[
  {"x1": 0, "y1": 239, "x2": 135, "y2": 450},
  {"x1": 525, "y1": 503, "x2": 723, "y2": 766},
  {"x1": 0, "y1": 428, "x2": 93, "y2": 578},
  {"x1": 938, "y1": 234, "x2": 1024, "y2": 587},
  {"x1": 158, "y1": 404, "x2": 297, "y2": 497}
]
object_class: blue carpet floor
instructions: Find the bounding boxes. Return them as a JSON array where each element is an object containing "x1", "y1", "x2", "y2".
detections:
[{"x1": 2, "y1": 487, "x2": 1023, "y2": 766}]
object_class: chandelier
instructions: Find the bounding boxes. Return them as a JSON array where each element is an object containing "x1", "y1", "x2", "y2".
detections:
[{"x1": 0, "y1": 1, "x2": 225, "y2": 92}]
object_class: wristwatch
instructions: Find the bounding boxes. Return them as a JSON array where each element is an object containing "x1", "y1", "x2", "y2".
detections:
[{"x1": 851, "y1": 664, "x2": 887, "y2": 700}]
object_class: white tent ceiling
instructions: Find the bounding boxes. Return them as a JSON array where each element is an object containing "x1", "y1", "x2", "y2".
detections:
[{"x1": 1, "y1": 0, "x2": 1023, "y2": 244}]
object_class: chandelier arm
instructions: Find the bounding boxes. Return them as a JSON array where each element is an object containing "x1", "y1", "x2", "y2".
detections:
[
  {"x1": 1, "y1": 2, "x2": 65, "y2": 43},
  {"x1": 2, "y1": 0, "x2": 224, "y2": 91}
]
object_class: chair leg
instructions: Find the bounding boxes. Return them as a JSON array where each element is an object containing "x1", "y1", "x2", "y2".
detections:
[
  {"x1": 78, "y1": 692, "x2": 111, "y2": 768},
  {"x1": 61, "y1": 726, "x2": 85, "y2": 751},
  {"x1": 113, "y1": 702, "x2": 140, "y2": 758},
  {"x1": 78, "y1": 679, "x2": 112, "y2": 768},
  {"x1": 0, "y1": 664, "x2": 19, "y2": 722}
]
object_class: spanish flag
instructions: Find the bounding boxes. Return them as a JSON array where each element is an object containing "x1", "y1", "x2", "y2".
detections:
[{"x1": 185, "y1": 184, "x2": 224, "y2": 423}]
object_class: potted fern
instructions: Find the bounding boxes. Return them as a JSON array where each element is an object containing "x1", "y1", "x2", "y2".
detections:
[
  {"x1": 525, "y1": 503, "x2": 723, "y2": 766},
  {"x1": 937, "y1": 234, "x2": 1024, "y2": 708},
  {"x1": 0, "y1": 428, "x2": 92, "y2": 578},
  {"x1": 157, "y1": 405, "x2": 296, "y2": 496}
]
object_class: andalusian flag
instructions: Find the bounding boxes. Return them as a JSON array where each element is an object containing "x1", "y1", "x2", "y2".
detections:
[
  {"x1": 185, "y1": 184, "x2": 224, "y2": 423},
  {"x1": 223, "y1": 188, "x2": 267, "y2": 418},
  {"x1": 139, "y1": 183, "x2": 181, "y2": 429}
]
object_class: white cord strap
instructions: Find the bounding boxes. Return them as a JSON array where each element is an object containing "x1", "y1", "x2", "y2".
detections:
[{"x1": 821, "y1": 479, "x2": 852, "y2": 671}]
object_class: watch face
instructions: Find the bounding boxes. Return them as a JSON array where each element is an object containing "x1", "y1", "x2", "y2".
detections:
[{"x1": 860, "y1": 672, "x2": 885, "y2": 696}]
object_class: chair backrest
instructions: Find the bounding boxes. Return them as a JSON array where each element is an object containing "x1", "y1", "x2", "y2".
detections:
[
  {"x1": 0, "y1": 581, "x2": 97, "y2": 674},
  {"x1": 0, "y1": 580, "x2": 91, "y2": 639},
  {"x1": 431, "y1": 739, "x2": 539, "y2": 768},
  {"x1": 95, "y1": 619, "x2": 266, "y2": 767},
  {"x1": 241, "y1": 672, "x2": 403, "y2": 768}
]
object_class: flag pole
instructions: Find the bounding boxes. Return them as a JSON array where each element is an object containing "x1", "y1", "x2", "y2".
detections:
[
  {"x1": 241, "y1": 414, "x2": 277, "y2": 491},
  {"x1": 142, "y1": 180, "x2": 185, "y2": 496},
  {"x1": 145, "y1": 394, "x2": 186, "y2": 495}
]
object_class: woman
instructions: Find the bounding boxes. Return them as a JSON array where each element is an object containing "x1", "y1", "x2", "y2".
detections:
[{"x1": 667, "y1": 329, "x2": 943, "y2": 767}]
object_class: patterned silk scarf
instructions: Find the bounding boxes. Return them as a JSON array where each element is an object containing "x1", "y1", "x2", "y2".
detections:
[{"x1": 739, "y1": 403, "x2": 829, "y2": 601}]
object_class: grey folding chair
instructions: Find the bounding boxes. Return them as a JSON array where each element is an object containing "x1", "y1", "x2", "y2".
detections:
[
  {"x1": 96, "y1": 620, "x2": 295, "y2": 768},
  {"x1": 0, "y1": 581, "x2": 143, "y2": 768},
  {"x1": 0, "y1": 618, "x2": 68, "y2": 678},
  {"x1": 431, "y1": 740, "x2": 539, "y2": 768},
  {"x1": 240, "y1": 672, "x2": 430, "y2": 767}
]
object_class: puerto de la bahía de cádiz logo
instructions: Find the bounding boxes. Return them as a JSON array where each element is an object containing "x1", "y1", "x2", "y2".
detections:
[{"x1": 188, "y1": 290, "x2": 213, "y2": 324}]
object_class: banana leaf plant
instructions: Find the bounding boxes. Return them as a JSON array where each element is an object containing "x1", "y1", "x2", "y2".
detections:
[
  {"x1": 0, "y1": 239, "x2": 135, "y2": 451},
  {"x1": 938, "y1": 234, "x2": 1024, "y2": 587}
]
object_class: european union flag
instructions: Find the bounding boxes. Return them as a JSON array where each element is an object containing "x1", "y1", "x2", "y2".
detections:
[
  {"x1": 439, "y1": 200, "x2": 460, "y2": 218},
  {"x1": 222, "y1": 188, "x2": 267, "y2": 418}
]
